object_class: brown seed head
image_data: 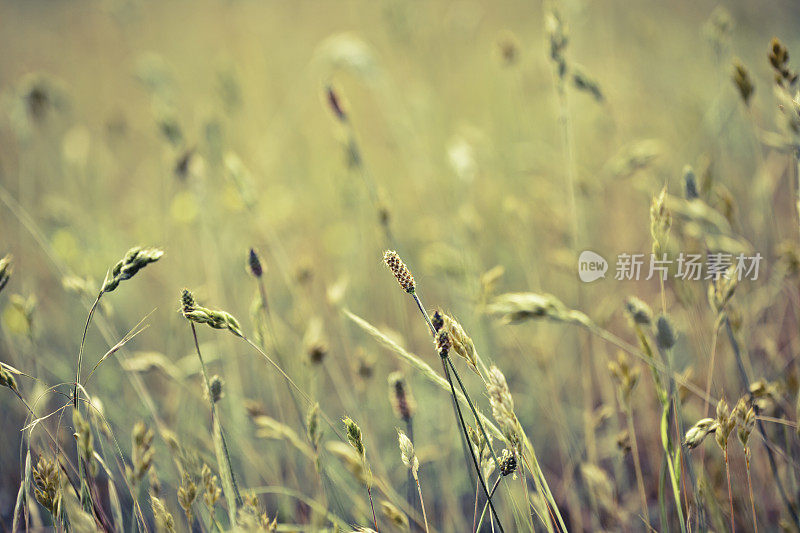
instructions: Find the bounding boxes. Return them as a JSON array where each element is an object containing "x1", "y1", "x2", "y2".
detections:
[{"x1": 383, "y1": 250, "x2": 415, "y2": 293}]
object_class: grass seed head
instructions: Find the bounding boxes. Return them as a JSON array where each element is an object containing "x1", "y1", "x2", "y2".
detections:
[
  {"x1": 342, "y1": 416, "x2": 365, "y2": 459},
  {"x1": 150, "y1": 493, "x2": 176, "y2": 533},
  {"x1": 180, "y1": 289, "x2": 243, "y2": 338},
  {"x1": 207, "y1": 374, "x2": 224, "y2": 403},
  {"x1": 499, "y1": 448, "x2": 517, "y2": 477},
  {"x1": 33, "y1": 456, "x2": 62, "y2": 516},
  {"x1": 0, "y1": 364, "x2": 19, "y2": 393},
  {"x1": 380, "y1": 500, "x2": 409, "y2": 530},
  {"x1": 247, "y1": 248, "x2": 263, "y2": 278},
  {"x1": 435, "y1": 330, "x2": 451, "y2": 357},
  {"x1": 306, "y1": 402, "x2": 322, "y2": 450},
  {"x1": 683, "y1": 418, "x2": 719, "y2": 449},
  {"x1": 102, "y1": 246, "x2": 163, "y2": 294},
  {"x1": 388, "y1": 371, "x2": 416, "y2": 421},
  {"x1": 732, "y1": 60, "x2": 755, "y2": 105},
  {"x1": 383, "y1": 250, "x2": 415, "y2": 293},
  {"x1": 201, "y1": 464, "x2": 221, "y2": 508},
  {"x1": 715, "y1": 398, "x2": 735, "y2": 450},
  {"x1": 0, "y1": 254, "x2": 12, "y2": 294},
  {"x1": 624, "y1": 297, "x2": 653, "y2": 326},
  {"x1": 397, "y1": 429, "x2": 419, "y2": 478},
  {"x1": 655, "y1": 315, "x2": 676, "y2": 350}
]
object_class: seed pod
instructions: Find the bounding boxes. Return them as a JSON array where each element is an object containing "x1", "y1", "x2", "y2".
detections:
[
  {"x1": 342, "y1": 416, "x2": 365, "y2": 460},
  {"x1": 499, "y1": 449, "x2": 517, "y2": 477}
]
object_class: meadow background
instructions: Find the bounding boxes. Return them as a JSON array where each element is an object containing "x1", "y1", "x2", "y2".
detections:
[{"x1": 1, "y1": 0, "x2": 800, "y2": 531}]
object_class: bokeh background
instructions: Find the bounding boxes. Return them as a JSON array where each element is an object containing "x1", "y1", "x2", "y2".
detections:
[{"x1": 2, "y1": 0, "x2": 800, "y2": 531}]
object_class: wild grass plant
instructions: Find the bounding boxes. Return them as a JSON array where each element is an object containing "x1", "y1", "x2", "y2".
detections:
[{"x1": 2, "y1": 1, "x2": 800, "y2": 532}]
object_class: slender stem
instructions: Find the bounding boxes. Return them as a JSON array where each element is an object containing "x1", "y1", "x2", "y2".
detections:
[
  {"x1": 415, "y1": 475, "x2": 430, "y2": 533},
  {"x1": 441, "y1": 358, "x2": 505, "y2": 533},
  {"x1": 74, "y1": 293, "x2": 101, "y2": 407},
  {"x1": 367, "y1": 485, "x2": 379, "y2": 532},
  {"x1": 746, "y1": 453, "x2": 758, "y2": 533},
  {"x1": 447, "y1": 357, "x2": 502, "y2": 467},
  {"x1": 472, "y1": 478, "x2": 481, "y2": 533},
  {"x1": 626, "y1": 403, "x2": 650, "y2": 526},
  {"x1": 191, "y1": 323, "x2": 242, "y2": 506},
  {"x1": 405, "y1": 418, "x2": 416, "y2": 524},
  {"x1": 724, "y1": 448, "x2": 734, "y2": 533},
  {"x1": 411, "y1": 291, "x2": 435, "y2": 336},
  {"x1": 475, "y1": 476, "x2": 502, "y2": 532}
]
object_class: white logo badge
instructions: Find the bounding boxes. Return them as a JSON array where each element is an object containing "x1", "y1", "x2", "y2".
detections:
[{"x1": 578, "y1": 250, "x2": 608, "y2": 282}]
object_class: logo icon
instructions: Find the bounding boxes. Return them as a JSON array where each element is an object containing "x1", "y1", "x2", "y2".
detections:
[{"x1": 578, "y1": 250, "x2": 608, "y2": 282}]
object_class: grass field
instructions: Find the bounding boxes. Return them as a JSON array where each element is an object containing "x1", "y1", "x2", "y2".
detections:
[{"x1": 2, "y1": 1, "x2": 800, "y2": 531}]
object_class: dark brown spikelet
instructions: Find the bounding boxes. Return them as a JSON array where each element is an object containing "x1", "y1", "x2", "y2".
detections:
[
  {"x1": 435, "y1": 330, "x2": 451, "y2": 357},
  {"x1": 769, "y1": 37, "x2": 798, "y2": 87},
  {"x1": 431, "y1": 310, "x2": 445, "y2": 332},
  {"x1": 180, "y1": 289, "x2": 196, "y2": 314},
  {"x1": 388, "y1": 371, "x2": 416, "y2": 421},
  {"x1": 383, "y1": 250, "x2": 415, "y2": 293},
  {"x1": 326, "y1": 85, "x2": 347, "y2": 122},
  {"x1": 732, "y1": 60, "x2": 755, "y2": 105},
  {"x1": 248, "y1": 248, "x2": 263, "y2": 278}
]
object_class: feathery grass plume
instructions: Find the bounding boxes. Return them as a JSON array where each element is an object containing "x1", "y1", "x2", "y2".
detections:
[
  {"x1": 650, "y1": 187, "x2": 672, "y2": 256},
  {"x1": 180, "y1": 288, "x2": 243, "y2": 338},
  {"x1": 33, "y1": 456, "x2": 61, "y2": 518},
  {"x1": 768, "y1": 37, "x2": 798, "y2": 87},
  {"x1": 0, "y1": 364, "x2": 19, "y2": 392},
  {"x1": 201, "y1": 464, "x2": 221, "y2": 508},
  {"x1": 177, "y1": 474, "x2": 198, "y2": 525},
  {"x1": 486, "y1": 365, "x2": 522, "y2": 454},
  {"x1": 683, "y1": 418, "x2": 719, "y2": 449},
  {"x1": 0, "y1": 253, "x2": 12, "y2": 293},
  {"x1": 733, "y1": 60, "x2": 755, "y2": 105},
  {"x1": 101, "y1": 246, "x2": 163, "y2": 294},
  {"x1": 383, "y1": 250, "x2": 415, "y2": 293},
  {"x1": 127, "y1": 421, "x2": 154, "y2": 485},
  {"x1": 150, "y1": 493, "x2": 176, "y2": 533},
  {"x1": 247, "y1": 248, "x2": 263, "y2": 278},
  {"x1": 608, "y1": 352, "x2": 640, "y2": 405},
  {"x1": 207, "y1": 374, "x2": 224, "y2": 403},
  {"x1": 380, "y1": 500, "x2": 409, "y2": 530},
  {"x1": 388, "y1": 372, "x2": 416, "y2": 422},
  {"x1": 72, "y1": 410, "x2": 97, "y2": 477}
]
